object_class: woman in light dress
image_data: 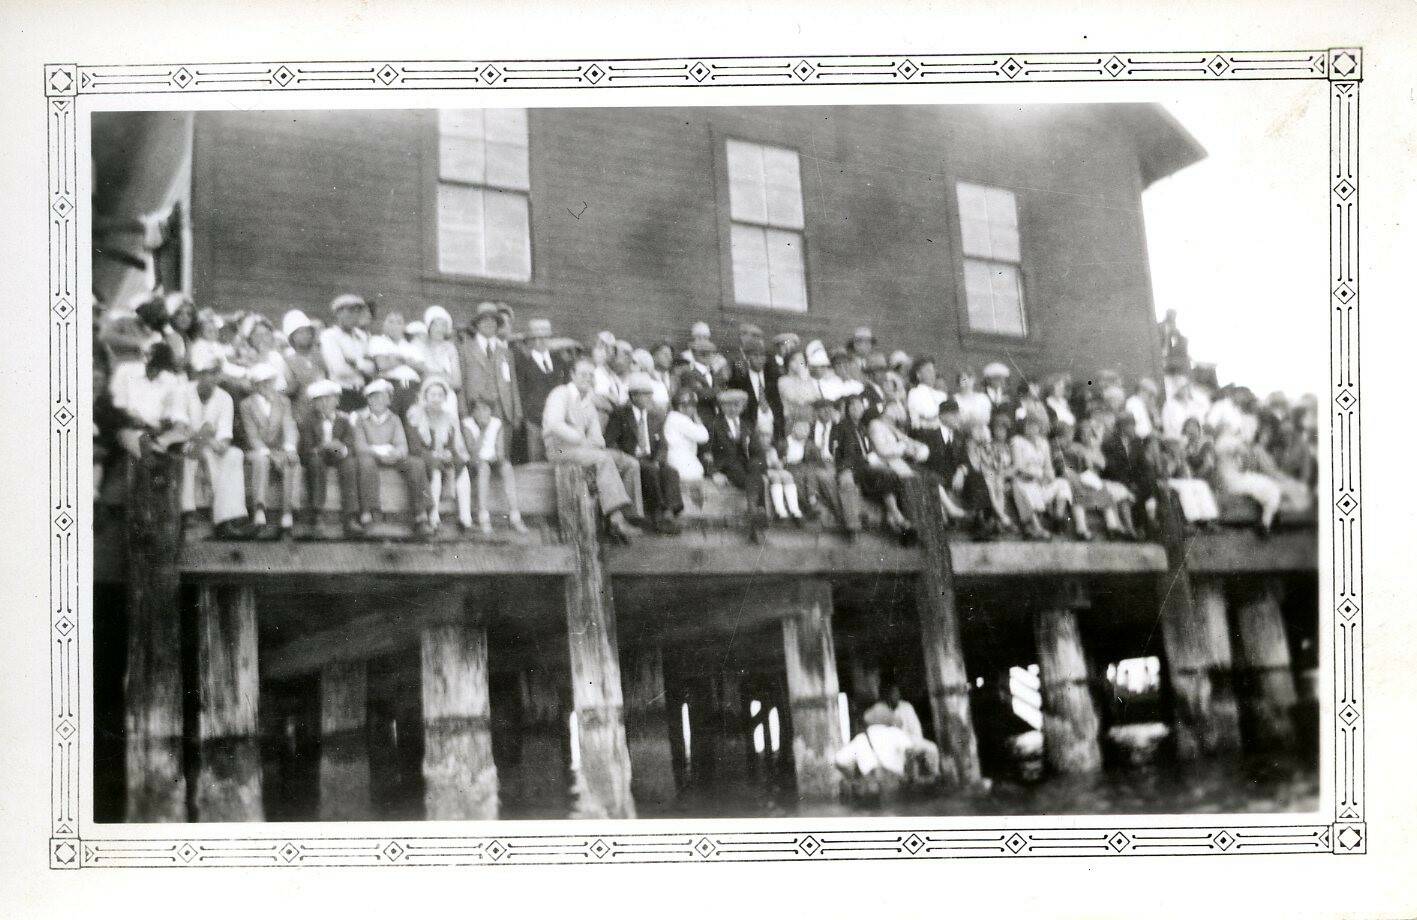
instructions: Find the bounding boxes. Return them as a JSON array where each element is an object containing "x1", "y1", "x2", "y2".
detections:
[
  {"x1": 905, "y1": 356, "x2": 949, "y2": 435},
  {"x1": 413, "y1": 305, "x2": 462, "y2": 413},
  {"x1": 954, "y1": 370, "x2": 993, "y2": 432},
  {"x1": 1009, "y1": 413, "x2": 1091, "y2": 540},
  {"x1": 1212, "y1": 418, "x2": 1284, "y2": 536},
  {"x1": 663, "y1": 388, "x2": 711, "y2": 484},
  {"x1": 405, "y1": 377, "x2": 473, "y2": 532},
  {"x1": 776, "y1": 350, "x2": 822, "y2": 425}
]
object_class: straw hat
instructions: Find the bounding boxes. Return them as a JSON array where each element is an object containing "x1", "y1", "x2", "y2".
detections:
[
  {"x1": 281, "y1": 309, "x2": 314, "y2": 340},
  {"x1": 363, "y1": 378, "x2": 394, "y2": 397},
  {"x1": 306, "y1": 379, "x2": 341, "y2": 400}
]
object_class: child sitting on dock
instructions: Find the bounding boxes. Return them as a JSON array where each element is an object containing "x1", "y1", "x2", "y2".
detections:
[
  {"x1": 463, "y1": 395, "x2": 529, "y2": 536},
  {"x1": 298, "y1": 378, "x2": 363, "y2": 536},
  {"x1": 351, "y1": 378, "x2": 432, "y2": 538},
  {"x1": 406, "y1": 377, "x2": 474, "y2": 534}
]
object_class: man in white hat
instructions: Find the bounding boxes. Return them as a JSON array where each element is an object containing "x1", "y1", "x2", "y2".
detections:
[
  {"x1": 513, "y1": 317, "x2": 566, "y2": 462},
  {"x1": 351, "y1": 378, "x2": 433, "y2": 538},
  {"x1": 604, "y1": 374, "x2": 683, "y2": 534},
  {"x1": 541, "y1": 356, "x2": 643, "y2": 544},
  {"x1": 297, "y1": 379, "x2": 363, "y2": 534},
  {"x1": 319, "y1": 294, "x2": 374, "y2": 411},
  {"x1": 982, "y1": 362, "x2": 1012, "y2": 407},
  {"x1": 458, "y1": 301, "x2": 522, "y2": 462},
  {"x1": 238, "y1": 362, "x2": 300, "y2": 535},
  {"x1": 178, "y1": 353, "x2": 252, "y2": 539}
]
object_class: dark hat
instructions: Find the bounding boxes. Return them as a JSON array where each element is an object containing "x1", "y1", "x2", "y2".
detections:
[
  {"x1": 939, "y1": 398, "x2": 961, "y2": 415},
  {"x1": 742, "y1": 340, "x2": 766, "y2": 357}
]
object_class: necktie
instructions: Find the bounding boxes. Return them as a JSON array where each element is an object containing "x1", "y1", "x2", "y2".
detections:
[
  {"x1": 637, "y1": 411, "x2": 650, "y2": 456},
  {"x1": 538, "y1": 352, "x2": 550, "y2": 374}
]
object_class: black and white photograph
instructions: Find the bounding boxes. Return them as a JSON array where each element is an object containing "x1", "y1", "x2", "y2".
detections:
[
  {"x1": 89, "y1": 94, "x2": 1323, "y2": 824},
  {"x1": 6, "y1": 2, "x2": 1417, "y2": 913}
]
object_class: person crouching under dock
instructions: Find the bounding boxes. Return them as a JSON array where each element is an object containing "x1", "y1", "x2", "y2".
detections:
[
  {"x1": 834, "y1": 698, "x2": 941, "y2": 797},
  {"x1": 541, "y1": 356, "x2": 642, "y2": 544}
]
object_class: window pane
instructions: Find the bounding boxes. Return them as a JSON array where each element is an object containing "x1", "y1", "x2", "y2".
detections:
[
  {"x1": 765, "y1": 228, "x2": 808, "y2": 311},
  {"x1": 730, "y1": 177, "x2": 768, "y2": 225},
  {"x1": 482, "y1": 190, "x2": 532, "y2": 281},
  {"x1": 989, "y1": 221, "x2": 1020, "y2": 262},
  {"x1": 962, "y1": 259, "x2": 996, "y2": 331},
  {"x1": 956, "y1": 182, "x2": 990, "y2": 223},
  {"x1": 985, "y1": 187, "x2": 1019, "y2": 228},
  {"x1": 960, "y1": 216, "x2": 994, "y2": 259},
  {"x1": 439, "y1": 109, "x2": 485, "y2": 139},
  {"x1": 485, "y1": 140, "x2": 530, "y2": 191},
  {"x1": 987, "y1": 263, "x2": 1026, "y2": 335},
  {"x1": 483, "y1": 108, "x2": 528, "y2": 146},
  {"x1": 440, "y1": 133, "x2": 486, "y2": 184},
  {"x1": 762, "y1": 146, "x2": 804, "y2": 229},
  {"x1": 437, "y1": 184, "x2": 485, "y2": 275},
  {"x1": 730, "y1": 223, "x2": 772, "y2": 308}
]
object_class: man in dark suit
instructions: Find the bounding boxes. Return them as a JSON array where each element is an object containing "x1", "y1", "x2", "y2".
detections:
[
  {"x1": 806, "y1": 398, "x2": 862, "y2": 535},
  {"x1": 727, "y1": 339, "x2": 783, "y2": 441},
  {"x1": 513, "y1": 317, "x2": 567, "y2": 463},
  {"x1": 705, "y1": 388, "x2": 769, "y2": 540},
  {"x1": 297, "y1": 379, "x2": 363, "y2": 534},
  {"x1": 916, "y1": 398, "x2": 983, "y2": 528},
  {"x1": 860, "y1": 352, "x2": 891, "y2": 414},
  {"x1": 604, "y1": 376, "x2": 683, "y2": 534},
  {"x1": 1104, "y1": 412, "x2": 1160, "y2": 530}
]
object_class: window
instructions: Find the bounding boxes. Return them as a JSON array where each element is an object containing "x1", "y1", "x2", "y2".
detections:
[
  {"x1": 725, "y1": 140, "x2": 808, "y2": 312},
  {"x1": 436, "y1": 108, "x2": 532, "y2": 281},
  {"x1": 956, "y1": 181, "x2": 1027, "y2": 336}
]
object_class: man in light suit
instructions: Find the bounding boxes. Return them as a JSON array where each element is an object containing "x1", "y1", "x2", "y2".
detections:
[
  {"x1": 239, "y1": 362, "x2": 300, "y2": 536},
  {"x1": 458, "y1": 301, "x2": 522, "y2": 460},
  {"x1": 542, "y1": 356, "x2": 642, "y2": 544}
]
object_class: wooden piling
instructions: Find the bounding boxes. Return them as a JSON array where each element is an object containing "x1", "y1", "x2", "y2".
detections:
[
  {"x1": 903, "y1": 477, "x2": 983, "y2": 788},
  {"x1": 1156, "y1": 494, "x2": 1243, "y2": 758},
  {"x1": 123, "y1": 456, "x2": 188, "y2": 821},
  {"x1": 623, "y1": 645, "x2": 677, "y2": 810},
  {"x1": 780, "y1": 580, "x2": 843, "y2": 800},
  {"x1": 555, "y1": 464, "x2": 635, "y2": 819},
  {"x1": 319, "y1": 660, "x2": 371, "y2": 821},
  {"x1": 1233, "y1": 577, "x2": 1298, "y2": 751},
  {"x1": 1033, "y1": 582, "x2": 1103, "y2": 774},
  {"x1": 195, "y1": 585, "x2": 264, "y2": 821},
  {"x1": 419, "y1": 588, "x2": 498, "y2": 820}
]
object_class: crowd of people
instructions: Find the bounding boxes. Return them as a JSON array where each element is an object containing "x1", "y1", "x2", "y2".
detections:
[{"x1": 93, "y1": 291, "x2": 1319, "y2": 544}]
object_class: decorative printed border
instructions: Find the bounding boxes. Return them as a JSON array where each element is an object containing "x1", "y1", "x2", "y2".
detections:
[{"x1": 46, "y1": 47, "x2": 1364, "y2": 869}]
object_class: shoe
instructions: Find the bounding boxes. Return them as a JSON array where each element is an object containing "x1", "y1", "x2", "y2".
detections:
[
  {"x1": 212, "y1": 519, "x2": 253, "y2": 540},
  {"x1": 508, "y1": 513, "x2": 529, "y2": 535},
  {"x1": 606, "y1": 518, "x2": 638, "y2": 545},
  {"x1": 252, "y1": 506, "x2": 267, "y2": 527},
  {"x1": 654, "y1": 516, "x2": 682, "y2": 535},
  {"x1": 343, "y1": 517, "x2": 365, "y2": 538}
]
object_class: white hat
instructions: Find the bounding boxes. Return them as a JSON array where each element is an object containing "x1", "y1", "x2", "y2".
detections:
[
  {"x1": 306, "y1": 379, "x2": 341, "y2": 400},
  {"x1": 367, "y1": 337, "x2": 398, "y2": 358},
  {"x1": 805, "y1": 340, "x2": 830, "y2": 368},
  {"x1": 690, "y1": 321, "x2": 712, "y2": 341},
  {"x1": 331, "y1": 293, "x2": 367, "y2": 315},
  {"x1": 596, "y1": 330, "x2": 618, "y2": 348},
  {"x1": 363, "y1": 378, "x2": 394, "y2": 397},
  {"x1": 423, "y1": 304, "x2": 453, "y2": 330},
  {"x1": 281, "y1": 309, "x2": 314, "y2": 340},
  {"x1": 247, "y1": 363, "x2": 279, "y2": 384},
  {"x1": 189, "y1": 351, "x2": 222, "y2": 374},
  {"x1": 404, "y1": 320, "x2": 428, "y2": 338},
  {"x1": 527, "y1": 318, "x2": 553, "y2": 339},
  {"x1": 626, "y1": 373, "x2": 656, "y2": 395},
  {"x1": 982, "y1": 361, "x2": 1011, "y2": 379},
  {"x1": 889, "y1": 349, "x2": 912, "y2": 368},
  {"x1": 164, "y1": 292, "x2": 191, "y2": 317},
  {"x1": 632, "y1": 348, "x2": 654, "y2": 371}
]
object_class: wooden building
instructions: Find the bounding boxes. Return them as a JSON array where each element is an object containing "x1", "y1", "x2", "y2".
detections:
[{"x1": 91, "y1": 104, "x2": 1319, "y2": 823}]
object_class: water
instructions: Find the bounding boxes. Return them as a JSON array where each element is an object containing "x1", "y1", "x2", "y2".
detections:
[{"x1": 645, "y1": 754, "x2": 1319, "y2": 819}]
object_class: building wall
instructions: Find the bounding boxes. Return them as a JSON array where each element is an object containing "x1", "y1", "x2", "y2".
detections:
[{"x1": 191, "y1": 104, "x2": 1165, "y2": 382}]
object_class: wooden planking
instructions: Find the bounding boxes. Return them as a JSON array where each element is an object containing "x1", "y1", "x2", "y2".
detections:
[
  {"x1": 180, "y1": 539, "x2": 575, "y2": 576},
  {"x1": 1185, "y1": 529, "x2": 1316, "y2": 574}
]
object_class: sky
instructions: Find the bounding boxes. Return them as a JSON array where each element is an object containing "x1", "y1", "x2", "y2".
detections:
[{"x1": 1141, "y1": 83, "x2": 1329, "y2": 399}]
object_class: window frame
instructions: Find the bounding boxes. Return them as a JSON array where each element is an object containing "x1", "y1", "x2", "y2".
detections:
[
  {"x1": 421, "y1": 108, "x2": 541, "y2": 289},
  {"x1": 947, "y1": 178, "x2": 1038, "y2": 351},
  {"x1": 712, "y1": 131, "x2": 813, "y2": 315}
]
